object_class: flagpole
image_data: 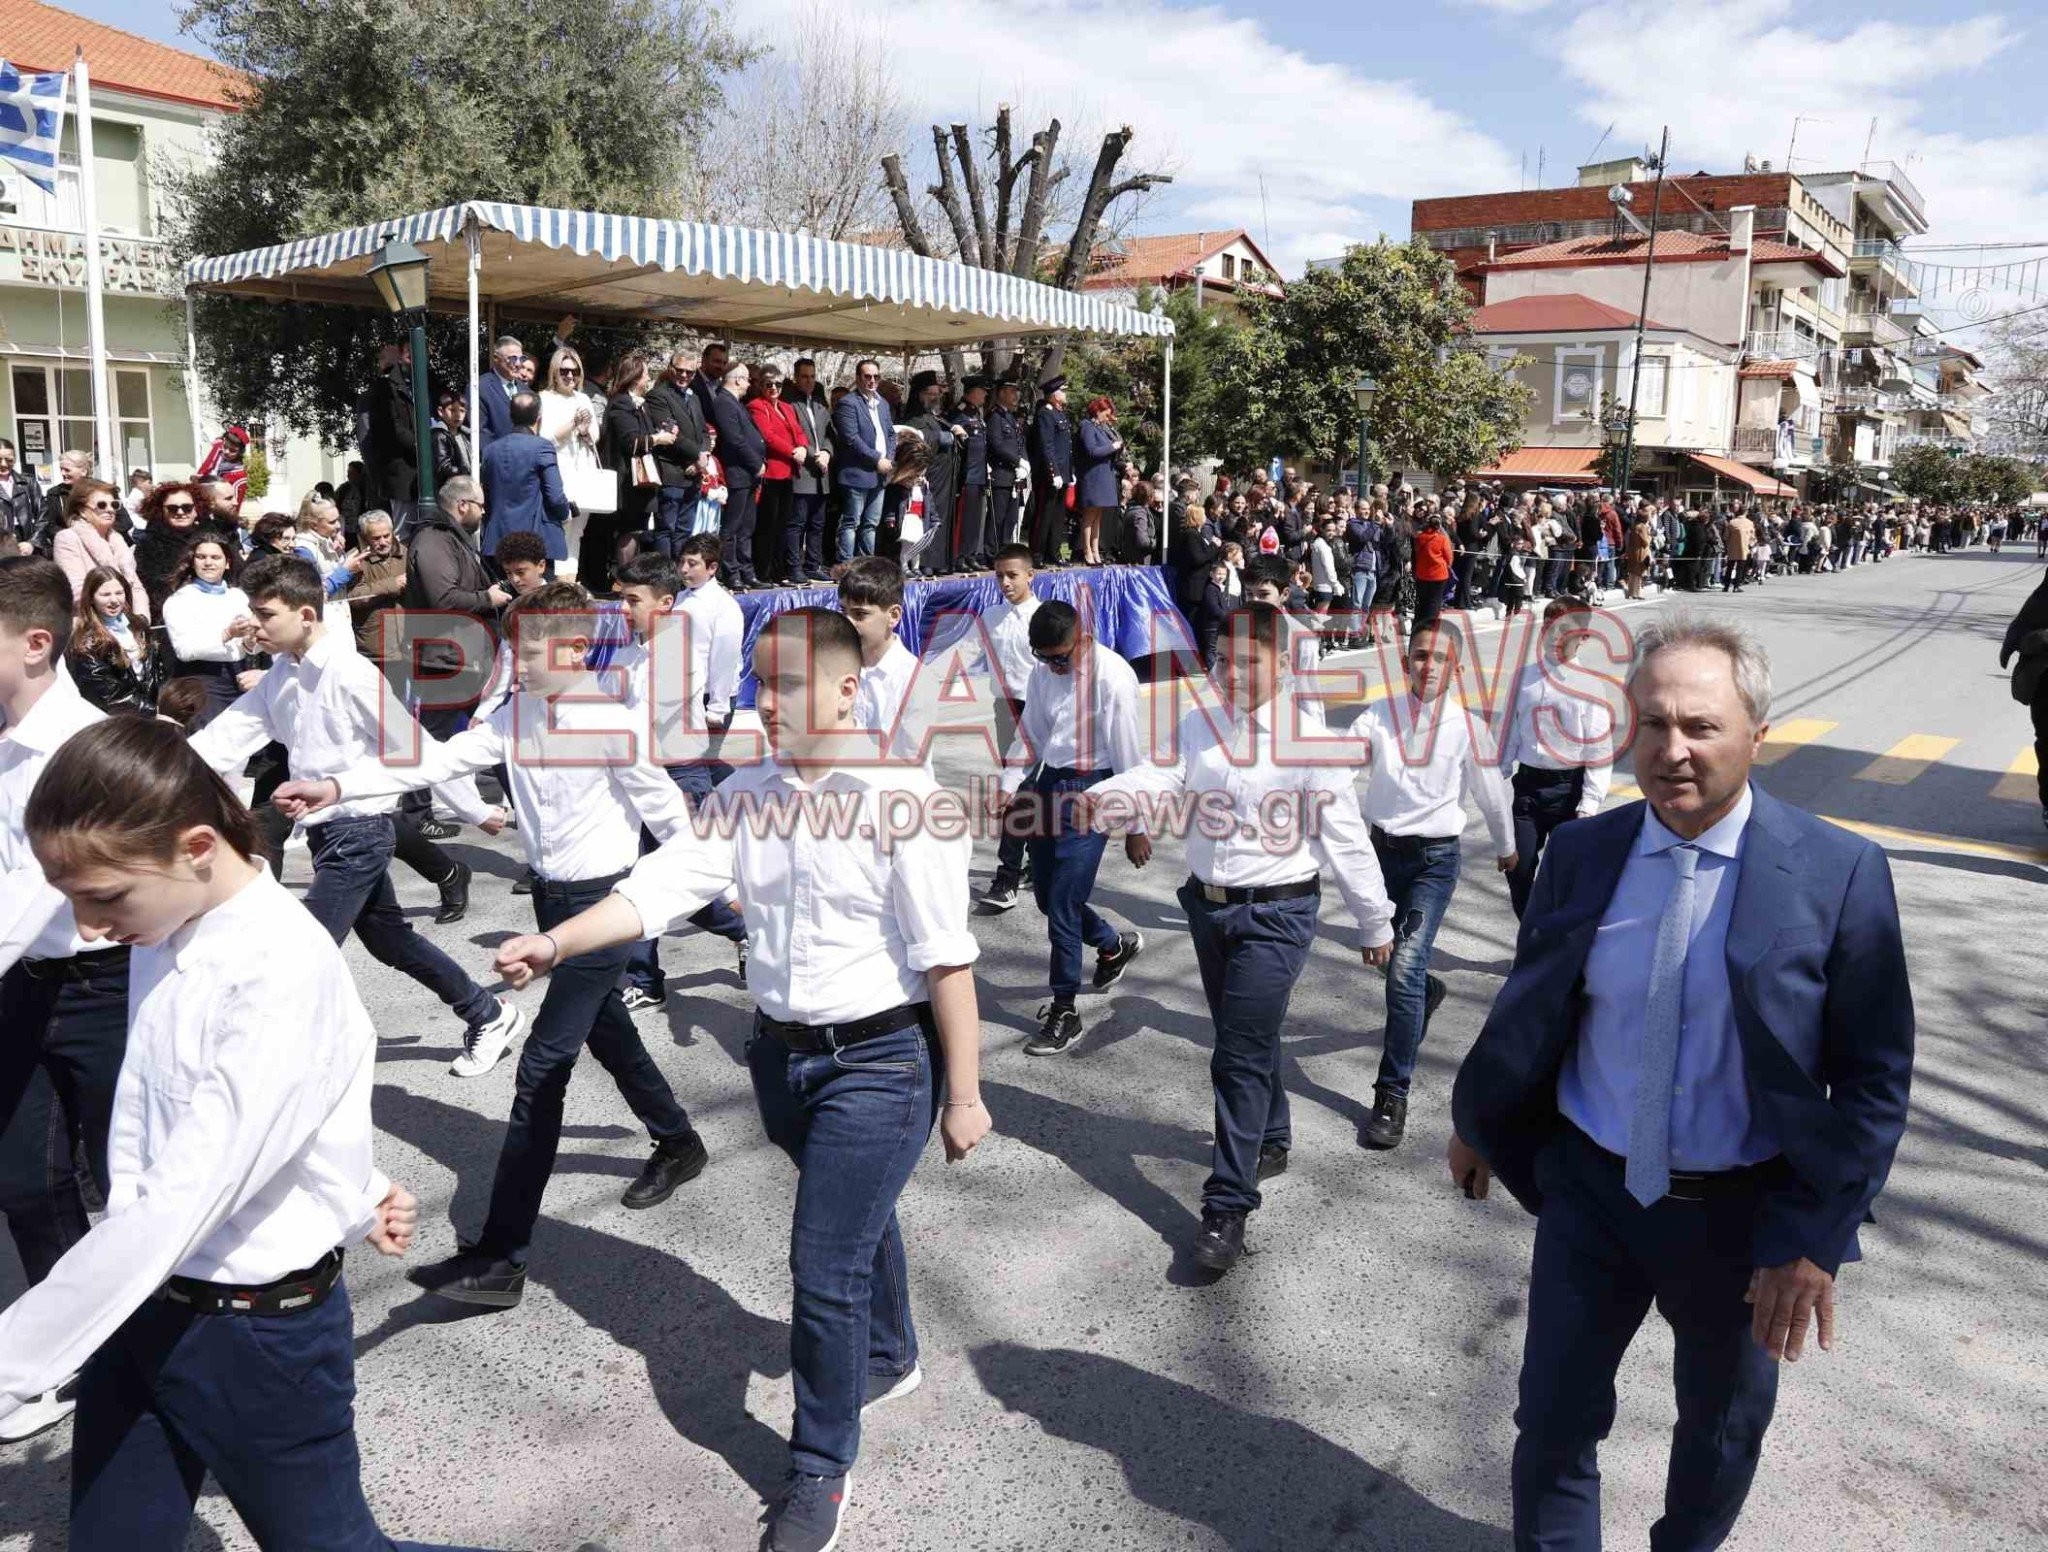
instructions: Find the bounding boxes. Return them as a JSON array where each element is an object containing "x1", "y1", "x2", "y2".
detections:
[{"x1": 72, "y1": 50, "x2": 117, "y2": 483}]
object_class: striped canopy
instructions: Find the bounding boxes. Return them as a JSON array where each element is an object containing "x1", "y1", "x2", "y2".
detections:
[{"x1": 182, "y1": 201, "x2": 1174, "y2": 349}]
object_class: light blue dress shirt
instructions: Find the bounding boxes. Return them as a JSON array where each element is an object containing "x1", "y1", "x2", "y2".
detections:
[{"x1": 1558, "y1": 784, "x2": 1778, "y2": 1171}]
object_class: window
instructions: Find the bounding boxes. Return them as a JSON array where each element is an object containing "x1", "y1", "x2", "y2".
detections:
[
  {"x1": 1554, "y1": 348, "x2": 1603, "y2": 421},
  {"x1": 1219, "y1": 253, "x2": 1237, "y2": 281},
  {"x1": 9, "y1": 363, "x2": 152, "y2": 483},
  {"x1": 1631, "y1": 357, "x2": 1670, "y2": 418}
]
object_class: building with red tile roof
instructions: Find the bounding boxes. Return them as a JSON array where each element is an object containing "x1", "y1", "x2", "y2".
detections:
[
  {"x1": 0, "y1": 0, "x2": 245, "y2": 112},
  {"x1": 1079, "y1": 229, "x2": 1284, "y2": 308}
]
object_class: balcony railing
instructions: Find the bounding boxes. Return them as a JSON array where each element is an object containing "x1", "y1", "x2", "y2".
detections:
[
  {"x1": 1419, "y1": 207, "x2": 1794, "y2": 255},
  {"x1": 1852, "y1": 237, "x2": 1906, "y2": 264},
  {"x1": 1831, "y1": 386, "x2": 1908, "y2": 415},
  {"x1": 1862, "y1": 162, "x2": 1926, "y2": 229},
  {"x1": 1745, "y1": 330, "x2": 1821, "y2": 360},
  {"x1": 1842, "y1": 307, "x2": 1908, "y2": 348}
]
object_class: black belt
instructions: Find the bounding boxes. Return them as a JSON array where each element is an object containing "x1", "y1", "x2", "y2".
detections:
[
  {"x1": 18, "y1": 945, "x2": 129, "y2": 983},
  {"x1": 757, "y1": 1002, "x2": 929, "y2": 1054},
  {"x1": 530, "y1": 869, "x2": 628, "y2": 901},
  {"x1": 1570, "y1": 1125, "x2": 1780, "y2": 1203},
  {"x1": 1369, "y1": 825, "x2": 1458, "y2": 850},
  {"x1": 158, "y1": 1248, "x2": 343, "y2": 1316},
  {"x1": 1187, "y1": 875, "x2": 1320, "y2": 906}
]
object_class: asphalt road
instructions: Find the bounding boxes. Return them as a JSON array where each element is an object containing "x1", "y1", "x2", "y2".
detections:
[{"x1": 4, "y1": 547, "x2": 2045, "y2": 1551}]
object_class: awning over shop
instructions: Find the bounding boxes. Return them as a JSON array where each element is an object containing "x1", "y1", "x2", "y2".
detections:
[
  {"x1": 1738, "y1": 361, "x2": 1798, "y2": 379},
  {"x1": 1470, "y1": 445, "x2": 1602, "y2": 484},
  {"x1": 1685, "y1": 451, "x2": 1797, "y2": 498}
]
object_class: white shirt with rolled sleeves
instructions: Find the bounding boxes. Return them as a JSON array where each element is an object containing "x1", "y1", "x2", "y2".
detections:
[
  {"x1": 974, "y1": 595, "x2": 1041, "y2": 703},
  {"x1": 1355, "y1": 695, "x2": 1516, "y2": 853},
  {"x1": 0, "y1": 867, "x2": 387, "y2": 1417},
  {"x1": 1501, "y1": 661, "x2": 1616, "y2": 818},
  {"x1": 614, "y1": 760, "x2": 978, "y2": 1027},
  {"x1": 998, "y1": 640, "x2": 1145, "y2": 797},
  {"x1": 0, "y1": 665, "x2": 102, "y2": 971},
  {"x1": 854, "y1": 638, "x2": 931, "y2": 768},
  {"x1": 334, "y1": 689, "x2": 693, "y2": 884},
  {"x1": 160, "y1": 583, "x2": 251, "y2": 665},
  {"x1": 190, "y1": 631, "x2": 493, "y2": 827},
  {"x1": 677, "y1": 578, "x2": 745, "y2": 724},
  {"x1": 1087, "y1": 701, "x2": 1397, "y2": 950}
]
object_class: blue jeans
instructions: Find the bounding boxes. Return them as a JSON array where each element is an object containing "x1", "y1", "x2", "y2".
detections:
[
  {"x1": 835, "y1": 485, "x2": 884, "y2": 561},
  {"x1": 1512, "y1": 1125, "x2": 1780, "y2": 1551},
  {"x1": 748, "y1": 1012, "x2": 941, "y2": 1478},
  {"x1": 653, "y1": 484, "x2": 695, "y2": 558},
  {"x1": 1507, "y1": 765, "x2": 1584, "y2": 920},
  {"x1": 620, "y1": 760, "x2": 746, "y2": 998},
  {"x1": 70, "y1": 1278, "x2": 492, "y2": 1551},
  {"x1": 1349, "y1": 567, "x2": 1378, "y2": 614},
  {"x1": 1020, "y1": 767, "x2": 1122, "y2": 1000},
  {"x1": 0, "y1": 949, "x2": 129, "y2": 1284},
  {"x1": 479, "y1": 873, "x2": 696, "y2": 1265},
  {"x1": 304, "y1": 817, "x2": 496, "y2": 1027},
  {"x1": 1369, "y1": 829, "x2": 1461, "y2": 1097},
  {"x1": 1180, "y1": 882, "x2": 1319, "y2": 1214}
]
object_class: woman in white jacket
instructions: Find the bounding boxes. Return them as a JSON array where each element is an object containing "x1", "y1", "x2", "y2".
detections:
[{"x1": 538, "y1": 347, "x2": 602, "y2": 575}]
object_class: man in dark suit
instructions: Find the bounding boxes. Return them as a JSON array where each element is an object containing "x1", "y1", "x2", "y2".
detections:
[
  {"x1": 831, "y1": 357, "x2": 895, "y2": 561},
  {"x1": 645, "y1": 347, "x2": 707, "y2": 560},
  {"x1": 479, "y1": 391, "x2": 571, "y2": 563},
  {"x1": 690, "y1": 340, "x2": 731, "y2": 425},
  {"x1": 476, "y1": 335, "x2": 524, "y2": 449},
  {"x1": 988, "y1": 379, "x2": 1027, "y2": 550},
  {"x1": 784, "y1": 356, "x2": 834, "y2": 583},
  {"x1": 1028, "y1": 375, "x2": 1074, "y2": 566},
  {"x1": 366, "y1": 341, "x2": 422, "y2": 529},
  {"x1": 949, "y1": 377, "x2": 991, "y2": 571},
  {"x1": 903, "y1": 369, "x2": 962, "y2": 575},
  {"x1": 1448, "y1": 610, "x2": 1914, "y2": 1552},
  {"x1": 709, "y1": 361, "x2": 766, "y2": 587}
]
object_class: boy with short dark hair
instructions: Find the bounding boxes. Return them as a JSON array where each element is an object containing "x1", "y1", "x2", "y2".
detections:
[
  {"x1": 837, "y1": 555, "x2": 928, "y2": 766},
  {"x1": 976, "y1": 543, "x2": 1039, "y2": 910}
]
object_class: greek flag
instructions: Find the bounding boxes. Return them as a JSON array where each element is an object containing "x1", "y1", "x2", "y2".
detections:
[{"x1": 0, "y1": 60, "x2": 68, "y2": 193}]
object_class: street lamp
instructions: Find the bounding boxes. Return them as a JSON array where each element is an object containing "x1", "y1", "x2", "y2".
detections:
[
  {"x1": 1351, "y1": 374, "x2": 1378, "y2": 495},
  {"x1": 1602, "y1": 396, "x2": 1632, "y2": 494},
  {"x1": 368, "y1": 236, "x2": 437, "y2": 508}
]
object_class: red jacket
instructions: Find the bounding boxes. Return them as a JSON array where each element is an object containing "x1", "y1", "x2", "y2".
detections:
[
  {"x1": 1414, "y1": 527, "x2": 1453, "y2": 582},
  {"x1": 749, "y1": 395, "x2": 808, "y2": 483}
]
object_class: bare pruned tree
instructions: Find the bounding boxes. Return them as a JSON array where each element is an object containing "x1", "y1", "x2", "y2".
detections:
[{"x1": 1980, "y1": 312, "x2": 2048, "y2": 459}]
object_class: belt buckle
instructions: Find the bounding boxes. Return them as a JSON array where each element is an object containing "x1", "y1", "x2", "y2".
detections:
[
  {"x1": 1665, "y1": 1173, "x2": 1708, "y2": 1203},
  {"x1": 1200, "y1": 883, "x2": 1229, "y2": 904}
]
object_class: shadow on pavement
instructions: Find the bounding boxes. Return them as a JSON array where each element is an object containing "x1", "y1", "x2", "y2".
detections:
[{"x1": 970, "y1": 1340, "x2": 1511, "y2": 1550}]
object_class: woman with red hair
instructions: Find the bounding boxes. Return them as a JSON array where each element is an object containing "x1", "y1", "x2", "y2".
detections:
[{"x1": 1074, "y1": 395, "x2": 1127, "y2": 567}]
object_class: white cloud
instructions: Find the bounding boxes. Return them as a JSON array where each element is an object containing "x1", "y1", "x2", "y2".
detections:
[{"x1": 743, "y1": 0, "x2": 1519, "y2": 273}]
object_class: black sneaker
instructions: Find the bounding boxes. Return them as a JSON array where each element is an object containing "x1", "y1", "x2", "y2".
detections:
[
  {"x1": 434, "y1": 859, "x2": 471, "y2": 925},
  {"x1": 409, "y1": 1251, "x2": 526, "y2": 1308},
  {"x1": 1360, "y1": 1087, "x2": 1409, "y2": 1151},
  {"x1": 417, "y1": 817, "x2": 461, "y2": 841},
  {"x1": 766, "y1": 1471, "x2": 850, "y2": 1552},
  {"x1": 1256, "y1": 1143, "x2": 1289, "y2": 1181},
  {"x1": 1192, "y1": 1208, "x2": 1247, "y2": 1273},
  {"x1": 621, "y1": 1133, "x2": 708, "y2": 1209},
  {"x1": 1024, "y1": 1001, "x2": 1084, "y2": 1057},
  {"x1": 1091, "y1": 929, "x2": 1143, "y2": 991},
  {"x1": 981, "y1": 873, "x2": 1022, "y2": 913},
  {"x1": 861, "y1": 1363, "x2": 922, "y2": 1415},
  {"x1": 1423, "y1": 973, "x2": 1447, "y2": 1027}
]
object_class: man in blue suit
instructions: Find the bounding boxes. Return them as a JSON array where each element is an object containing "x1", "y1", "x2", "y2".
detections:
[
  {"x1": 1449, "y1": 610, "x2": 1914, "y2": 1552},
  {"x1": 476, "y1": 335, "x2": 524, "y2": 450},
  {"x1": 831, "y1": 358, "x2": 895, "y2": 561},
  {"x1": 479, "y1": 391, "x2": 570, "y2": 563}
]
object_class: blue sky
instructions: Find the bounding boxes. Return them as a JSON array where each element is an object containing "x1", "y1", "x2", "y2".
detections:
[{"x1": 72, "y1": 0, "x2": 2048, "y2": 319}]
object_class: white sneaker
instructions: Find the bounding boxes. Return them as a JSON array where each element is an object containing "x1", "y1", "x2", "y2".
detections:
[
  {"x1": 0, "y1": 1381, "x2": 77, "y2": 1442},
  {"x1": 861, "y1": 1363, "x2": 922, "y2": 1415},
  {"x1": 619, "y1": 986, "x2": 662, "y2": 1013},
  {"x1": 451, "y1": 1001, "x2": 525, "y2": 1078}
]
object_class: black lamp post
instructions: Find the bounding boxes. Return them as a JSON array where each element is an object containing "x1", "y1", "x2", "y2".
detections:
[
  {"x1": 1602, "y1": 396, "x2": 1632, "y2": 494},
  {"x1": 1351, "y1": 374, "x2": 1379, "y2": 495},
  {"x1": 368, "y1": 237, "x2": 436, "y2": 508}
]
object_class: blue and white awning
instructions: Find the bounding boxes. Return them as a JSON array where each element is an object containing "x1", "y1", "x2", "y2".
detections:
[{"x1": 182, "y1": 202, "x2": 1173, "y2": 348}]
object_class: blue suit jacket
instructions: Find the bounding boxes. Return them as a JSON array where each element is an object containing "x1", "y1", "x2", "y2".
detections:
[
  {"x1": 831, "y1": 392, "x2": 895, "y2": 491},
  {"x1": 1451, "y1": 786, "x2": 1914, "y2": 1275},
  {"x1": 479, "y1": 432, "x2": 570, "y2": 560},
  {"x1": 476, "y1": 374, "x2": 517, "y2": 449}
]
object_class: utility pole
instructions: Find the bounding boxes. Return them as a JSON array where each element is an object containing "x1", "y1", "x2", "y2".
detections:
[{"x1": 1617, "y1": 126, "x2": 1670, "y2": 501}]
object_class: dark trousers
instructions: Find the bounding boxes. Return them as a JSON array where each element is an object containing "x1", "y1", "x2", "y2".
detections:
[
  {"x1": 1019, "y1": 766, "x2": 1122, "y2": 1001},
  {"x1": 303, "y1": 816, "x2": 495, "y2": 1027},
  {"x1": 785, "y1": 490, "x2": 828, "y2": 580},
  {"x1": 247, "y1": 742, "x2": 293, "y2": 863},
  {"x1": 992, "y1": 697, "x2": 1028, "y2": 881},
  {"x1": 1507, "y1": 765, "x2": 1585, "y2": 919},
  {"x1": 0, "y1": 949, "x2": 129, "y2": 1285},
  {"x1": 2032, "y1": 685, "x2": 2048, "y2": 813},
  {"x1": 479, "y1": 873, "x2": 695, "y2": 1265},
  {"x1": 620, "y1": 761, "x2": 747, "y2": 998},
  {"x1": 1450, "y1": 551, "x2": 1480, "y2": 608},
  {"x1": 1369, "y1": 829, "x2": 1461, "y2": 1097},
  {"x1": 399, "y1": 702, "x2": 481, "y2": 869},
  {"x1": 956, "y1": 483, "x2": 990, "y2": 566},
  {"x1": 722, "y1": 481, "x2": 760, "y2": 584},
  {"x1": 1413, "y1": 577, "x2": 1448, "y2": 626},
  {"x1": 748, "y1": 1012, "x2": 939, "y2": 1479},
  {"x1": 70, "y1": 1277, "x2": 489, "y2": 1552},
  {"x1": 1512, "y1": 1125, "x2": 1781, "y2": 1552},
  {"x1": 756, "y1": 478, "x2": 793, "y2": 584},
  {"x1": 653, "y1": 484, "x2": 695, "y2": 559},
  {"x1": 990, "y1": 482, "x2": 1022, "y2": 548},
  {"x1": 1031, "y1": 482, "x2": 1068, "y2": 564},
  {"x1": 1181, "y1": 883, "x2": 1319, "y2": 1214}
]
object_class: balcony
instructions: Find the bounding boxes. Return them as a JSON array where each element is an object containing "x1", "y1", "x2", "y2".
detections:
[
  {"x1": 1421, "y1": 207, "x2": 1794, "y2": 255},
  {"x1": 1744, "y1": 330, "x2": 1823, "y2": 361},
  {"x1": 1831, "y1": 386, "x2": 1908, "y2": 416},
  {"x1": 1842, "y1": 306, "x2": 1908, "y2": 348},
  {"x1": 1862, "y1": 161, "x2": 1927, "y2": 230},
  {"x1": 1849, "y1": 236, "x2": 1920, "y2": 299}
]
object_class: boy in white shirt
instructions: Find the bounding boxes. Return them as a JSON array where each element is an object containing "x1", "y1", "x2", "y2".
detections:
[
  {"x1": 1501, "y1": 597, "x2": 1616, "y2": 919},
  {"x1": 494, "y1": 607, "x2": 990, "y2": 1552},
  {"x1": 976, "y1": 543, "x2": 1040, "y2": 910},
  {"x1": 838, "y1": 555, "x2": 928, "y2": 766},
  {"x1": 1354, "y1": 618, "x2": 1517, "y2": 1150},
  {"x1": 188, "y1": 554, "x2": 522, "y2": 1078}
]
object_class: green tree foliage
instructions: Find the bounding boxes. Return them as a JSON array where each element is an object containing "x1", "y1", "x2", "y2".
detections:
[
  {"x1": 1059, "y1": 287, "x2": 1241, "y2": 477},
  {"x1": 1889, "y1": 442, "x2": 1961, "y2": 502},
  {"x1": 167, "y1": 0, "x2": 750, "y2": 446},
  {"x1": 1197, "y1": 238, "x2": 1530, "y2": 479},
  {"x1": 1891, "y1": 444, "x2": 2041, "y2": 504}
]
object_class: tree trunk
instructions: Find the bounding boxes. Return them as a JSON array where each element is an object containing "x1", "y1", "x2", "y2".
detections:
[
  {"x1": 1009, "y1": 120, "x2": 1063, "y2": 280},
  {"x1": 992, "y1": 105, "x2": 1018, "y2": 269},
  {"x1": 1039, "y1": 127, "x2": 1172, "y2": 378},
  {"x1": 880, "y1": 152, "x2": 936, "y2": 257},
  {"x1": 952, "y1": 122, "x2": 994, "y2": 268},
  {"x1": 928, "y1": 124, "x2": 977, "y2": 262}
]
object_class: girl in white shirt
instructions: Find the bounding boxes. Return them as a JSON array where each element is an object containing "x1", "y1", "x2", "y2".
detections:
[
  {"x1": 158, "y1": 534, "x2": 255, "y2": 727},
  {"x1": 0, "y1": 716, "x2": 495, "y2": 1552}
]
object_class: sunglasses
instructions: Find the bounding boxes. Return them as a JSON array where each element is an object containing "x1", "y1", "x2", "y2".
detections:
[
  {"x1": 559, "y1": 369, "x2": 581, "y2": 379},
  {"x1": 163, "y1": 502, "x2": 196, "y2": 514},
  {"x1": 89, "y1": 501, "x2": 117, "y2": 512},
  {"x1": 1034, "y1": 648, "x2": 1074, "y2": 669}
]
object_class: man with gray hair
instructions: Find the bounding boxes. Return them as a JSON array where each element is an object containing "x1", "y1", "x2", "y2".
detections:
[
  {"x1": 398, "y1": 473, "x2": 510, "y2": 795},
  {"x1": 1448, "y1": 609, "x2": 1915, "y2": 1552},
  {"x1": 478, "y1": 334, "x2": 525, "y2": 448}
]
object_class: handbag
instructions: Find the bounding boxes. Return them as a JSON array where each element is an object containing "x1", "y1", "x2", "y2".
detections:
[
  {"x1": 630, "y1": 435, "x2": 661, "y2": 490},
  {"x1": 566, "y1": 462, "x2": 618, "y2": 515}
]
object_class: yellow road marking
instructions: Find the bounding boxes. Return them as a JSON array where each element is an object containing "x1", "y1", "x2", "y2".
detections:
[
  {"x1": 1855, "y1": 734, "x2": 1961, "y2": 786},
  {"x1": 1753, "y1": 718, "x2": 1837, "y2": 766},
  {"x1": 1990, "y1": 746, "x2": 2040, "y2": 805}
]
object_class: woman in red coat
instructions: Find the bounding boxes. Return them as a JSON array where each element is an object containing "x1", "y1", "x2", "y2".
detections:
[
  {"x1": 1411, "y1": 508, "x2": 1454, "y2": 629},
  {"x1": 747, "y1": 364, "x2": 810, "y2": 586}
]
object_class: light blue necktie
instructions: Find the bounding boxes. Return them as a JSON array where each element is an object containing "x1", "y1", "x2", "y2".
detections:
[{"x1": 1626, "y1": 844, "x2": 1699, "y2": 1207}]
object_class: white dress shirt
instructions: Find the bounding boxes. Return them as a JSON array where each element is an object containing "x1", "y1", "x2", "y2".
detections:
[
  {"x1": 1089, "y1": 701, "x2": 1396, "y2": 948},
  {"x1": 854, "y1": 638, "x2": 930, "y2": 766},
  {"x1": 0, "y1": 665, "x2": 103, "y2": 967},
  {"x1": 676, "y1": 578, "x2": 745, "y2": 722},
  {"x1": 0, "y1": 867, "x2": 388, "y2": 1413},
  {"x1": 976, "y1": 595, "x2": 1040, "y2": 702},
  {"x1": 337, "y1": 689, "x2": 692, "y2": 883},
  {"x1": 161, "y1": 582, "x2": 250, "y2": 664},
  {"x1": 615, "y1": 760, "x2": 979, "y2": 1026},
  {"x1": 1356, "y1": 695, "x2": 1515, "y2": 854},
  {"x1": 1502, "y1": 661, "x2": 1616, "y2": 817},
  {"x1": 999, "y1": 641, "x2": 1144, "y2": 795},
  {"x1": 191, "y1": 631, "x2": 491, "y2": 826}
]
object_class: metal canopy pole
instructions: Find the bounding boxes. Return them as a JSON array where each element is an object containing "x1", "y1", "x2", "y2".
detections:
[
  {"x1": 1159, "y1": 336, "x2": 1174, "y2": 562},
  {"x1": 466, "y1": 215, "x2": 482, "y2": 474}
]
